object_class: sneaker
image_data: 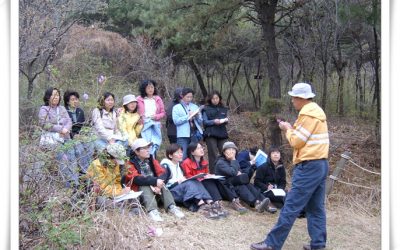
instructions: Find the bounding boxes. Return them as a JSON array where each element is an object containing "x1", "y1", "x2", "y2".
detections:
[
  {"x1": 211, "y1": 202, "x2": 229, "y2": 218},
  {"x1": 231, "y1": 199, "x2": 248, "y2": 214},
  {"x1": 148, "y1": 209, "x2": 164, "y2": 222},
  {"x1": 267, "y1": 206, "x2": 277, "y2": 213},
  {"x1": 255, "y1": 198, "x2": 270, "y2": 213},
  {"x1": 168, "y1": 204, "x2": 185, "y2": 219},
  {"x1": 250, "y1": 241, "x2": 274, "y2": 250},
  {"x1": 198, "y1": 204, "x2": 219, "y2": 219}
]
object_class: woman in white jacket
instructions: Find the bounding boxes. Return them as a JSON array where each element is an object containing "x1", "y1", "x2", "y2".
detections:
[{"x1": 92, "y1": 92, "x2": 127, "y2": 152}]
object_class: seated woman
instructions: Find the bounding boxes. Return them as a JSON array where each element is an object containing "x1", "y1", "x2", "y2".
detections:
[
  {"x1": 118, "y1": 94, "x2": 143, "y2": 148},
  {"x1": 86, "y1": 143, "x2": 140, "y2": 215},
  {"x1": 214, "y1": 141, "x2": 271, "y2": 213},
  {"x1": 136, "y1": 80, "x2": 165, "y2": 157},
  {"x1": 254, "y1": 146, "x2": 286, "y2": 211},
  {"x1": 91, "y1": 92, "x2": 127, "y2": 152},
  {"x1": 38, "y1": 87, "x2": 79, "y2": 188},
  {"x1": 124, "y1": 138, "x2": 185, "y2": 222},
  {"x1": 181, "y1": 142, "x2": 234, "y2": 215},
  {"x1": 161, "y1": 143, "x2": 221, "y2": 219},
  {"x1": 63, "y1": 90, "x2": 94, "y2": 175}
]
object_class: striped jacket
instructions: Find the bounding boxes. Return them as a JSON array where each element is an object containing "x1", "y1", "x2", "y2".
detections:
[{"x1": 286, "y1": 102, "x2": 329, "y2": 164}]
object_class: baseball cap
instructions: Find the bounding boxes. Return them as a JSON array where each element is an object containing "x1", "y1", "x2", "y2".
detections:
[{"x1": 131, "y1": 138, "x2": 153, "y2": 151}]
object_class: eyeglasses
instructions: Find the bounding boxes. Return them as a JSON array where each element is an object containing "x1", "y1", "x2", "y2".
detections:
[
  {"x1": 196, "y1": 145, "x2": 204, "y2": 150},
  {"x1": 138, "y1": 146, "x2": 151, "y2": 151}
]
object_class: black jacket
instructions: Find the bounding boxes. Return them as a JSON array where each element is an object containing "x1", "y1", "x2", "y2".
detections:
[
  {"x1": 165, "y1": 101, "x2": 179, "y2": 137},
  {"x1": 66, "y1": 107, "x2": 86, "y2": 138},
  {"x1": 254, "y1": 158, "x2": 286, "y2": 192},
  {"x1": 202, "y1": 105, "x2": 228, "y2": 139}
]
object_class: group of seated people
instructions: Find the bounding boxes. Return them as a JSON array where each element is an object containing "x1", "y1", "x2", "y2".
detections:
[{"x1": 37, "y1": 82, "x2": 288, "y2": 222}]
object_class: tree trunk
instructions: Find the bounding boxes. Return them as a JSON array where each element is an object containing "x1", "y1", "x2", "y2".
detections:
[
  {"x1": 243, "y1": 65, "x2": 258, "y2": 109},
  {"x1": 27, "y1": 78, "x2": 34, "y2": 100},
  {"x1": 226, "y1": 63, "x2": 242, "y2": 109},
  {"x1": 373, "y1": 25, "x2": 380, "y2": 139},
  {"x1": 254, "y1": 0, "x2": 281, "y2": 99},
  {"x1": 333, "y1": 41, "x2": 346, "y2": 116},
  {"x1": 354, "y1": 60, "x2": 362, "y2": 116},
  {"x1": 254, "y1": 0, "x2": 281, "y2": 147},
  {"x1": 188, "y1": 58, "x2": 208, "y2": 102},
  {"x1": 321, "y1": 63, "x2": 328, "y2": 110}
]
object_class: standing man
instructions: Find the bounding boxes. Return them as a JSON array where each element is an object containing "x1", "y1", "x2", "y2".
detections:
[{"x1": 250, "y1": 83, "x2": 330, "y2": 250}]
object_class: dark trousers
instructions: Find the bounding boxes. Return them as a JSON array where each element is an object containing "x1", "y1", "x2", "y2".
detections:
[
  {"x1": 202, "y1": 179, "x2": 237, "y2": 202},
  {"x1": 234, "y1": 183, "x2": 265, "y2": 207},
  {"x1": 205, "y1": 137, "x2": 227, "y2": 174},
  {"x1": 265, "y1": 159, "x2": 329, "y2": 250},
  {"x1": 264, "y1": 191, "x2": 285, "y2": 208}
]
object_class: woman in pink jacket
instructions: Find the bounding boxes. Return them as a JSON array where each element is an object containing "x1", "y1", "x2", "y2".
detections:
[{"x1": 136, "y1": 79, "x2": 166, "y2": 158}]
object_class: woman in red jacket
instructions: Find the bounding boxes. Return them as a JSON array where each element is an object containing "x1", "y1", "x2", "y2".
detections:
[{"x1": 181, "y1": 142, "x2": 247, "y2": 214}]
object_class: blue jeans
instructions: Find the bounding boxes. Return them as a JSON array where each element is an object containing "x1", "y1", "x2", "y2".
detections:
[
  {"x1": 265, "y1": 159, "x2": 329, "y2": 250},
  {"x1": 56, "y1": 146, "x2": 79, "y2": 188},
  {"x1": 176, "y1": 137, "x2": 191, "y2": 160},
  {"x1": 74, "y1": 141, "x2": 95, "y2": 174}
]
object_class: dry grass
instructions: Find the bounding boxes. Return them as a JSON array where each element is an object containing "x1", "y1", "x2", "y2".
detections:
[{"x1": 74, "y1": 201, "x2": 380, "y2": 249}]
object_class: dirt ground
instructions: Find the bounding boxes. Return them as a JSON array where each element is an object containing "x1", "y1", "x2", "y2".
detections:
[{"x1": 82, "y1": 201, "x2": 380, "y2": 250}]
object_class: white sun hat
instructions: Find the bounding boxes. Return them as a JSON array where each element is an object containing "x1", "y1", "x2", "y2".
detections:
[
  {"x1": 122, "y1": 94, "x2": 137, "y2": 106},
  {"x1": 106, "y1": 143, "x2": 127, "y2": 165},
  {"x1": 288, "y1": 83, "x2": 316, "y2": 99}
]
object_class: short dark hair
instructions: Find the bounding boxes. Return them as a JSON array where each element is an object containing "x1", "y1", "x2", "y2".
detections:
[
  {"x1": 139, "y1": 79, "x2": 158, "y2": 98},
  {"x1": 97, "y1": 92, "x2": 115, "y2": 111},
  {"x1": 43, "y1": 87, "x2": 61, "y2": 106},
  {"x1": 166, "y1": 143, "x2": 183, "y2": 160},
  {"x1": 181, "y1": 87, "x2": 194, "y2": 98},
  {"x1": 173, "y1": 87, "x2": 183, "y2": 103},
  {"x1": 206, "y1": 90, "x2": 224, "y2": 106},
  {"x1": 249, "y1": 146, "x2": 258, "y2": 156},
  {"x1": 63, "y1": 90, "x2": 80, "y2": 107}
]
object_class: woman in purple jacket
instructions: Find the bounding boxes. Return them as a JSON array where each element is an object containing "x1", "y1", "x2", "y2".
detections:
[{"x1": 38, "y1": 87, "x2": 79, "y2": 188}]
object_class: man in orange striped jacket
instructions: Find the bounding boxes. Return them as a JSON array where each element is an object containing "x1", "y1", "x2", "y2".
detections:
[{"x1": 251, "y1": 83, "x2": 329, "y2": 250}]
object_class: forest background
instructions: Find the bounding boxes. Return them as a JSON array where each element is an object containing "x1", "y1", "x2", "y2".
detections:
[{"x1": 18, "y1": 0, "x2": 382, "y2": 249}]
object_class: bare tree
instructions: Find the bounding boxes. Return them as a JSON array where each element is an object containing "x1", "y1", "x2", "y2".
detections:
[{"x1": 19, "y1": 0, "x2": 92, "y2": 99}]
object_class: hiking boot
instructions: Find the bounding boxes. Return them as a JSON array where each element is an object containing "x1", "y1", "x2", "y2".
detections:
[
  {"x1": 211, "y1": 202, "x2": 229, "y2": 218},
  {"x1": 303, "y1": 244, "x2": 325, "y2": 250},
  {"x1": 148, "y1": 209, "x2": 164, "y2": 222},
  {"x1": 198, "y1": 204, "x2": 219, "y2": 219},
  {"x1": 129, "y1": 207, "x2": 141, "y2": 216},
  {"x1": 255, "y1": 198, "x2": 270, "y2": 213},
  {"x1": 168, "y1": 204, "x2": 185, "y2": 219},
  {"x1": 250, "y1": 241, "x2": 274, "y2": 250},
  {"x1": 230, "y1": 199, "x2": 248, "y2": 214}
]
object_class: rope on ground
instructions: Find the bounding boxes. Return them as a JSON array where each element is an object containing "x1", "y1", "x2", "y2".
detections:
[
  {"x1": 329, "y1": 175, "x2": 375, "y2": 190},
  {"x1": 341, "y1": 153, "x2": 380, "y2": 175}
]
